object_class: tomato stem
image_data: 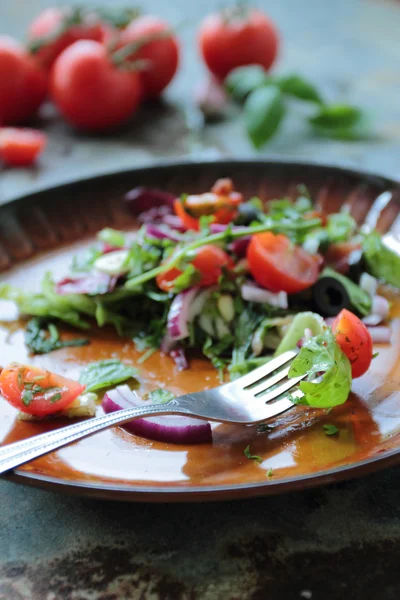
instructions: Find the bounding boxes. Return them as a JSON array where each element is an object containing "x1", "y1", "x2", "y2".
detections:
[
  {"x1": 110, "y1": 30, "x2": 172, "y2": 66},
  {"x1": 125, "y1": 217, "x2": 321, "y2": 289}
]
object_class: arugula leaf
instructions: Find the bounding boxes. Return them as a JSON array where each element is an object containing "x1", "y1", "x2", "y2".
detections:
[
  {"x1": 170, "y1": 264, "x2": 201, "y2": 292},
  {"x1": 323, "y1": 424, "x2": 339, "y2": 436},
  {"x1": 149, "y1": 389, "x2": 175, "y2": 404},
  {"x1": 244, "y1": 445, "x2": 262, "y2": 462},
  {"x1": 363, "y1": 232, "x2": 400, "y2": 288},
  {"x1": 79, "y1": 359, "x2": 138, "y2": 393},
  {"x1": 97, "y1": 228, "x2": 126, "y2": 248},
  {"x1": 288, "y1": 330, "x2": 352, "y2": 408},
  {"x1": 278, "y1": 74, "x2": 323, "y2": 104},
  {"x1": 244, "y1": 86, "x2": 286, "y2": 149},
  {"x1": 225, "y1": 65, "x2": 269, "y2": 101},
  {"x1": 319, "y1": 268, "x2": 371, "y2": 317},
  {"x1": 326, "y1": 212, "x2": 356, "y2": 243},
  {"x1": 25, "y1": 317, "x2": 89, "y2": 355}
]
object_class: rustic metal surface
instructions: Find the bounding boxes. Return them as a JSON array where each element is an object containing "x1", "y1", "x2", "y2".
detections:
[{"x1": 1, "y1": 0, "x2": 400, "y2": 598}]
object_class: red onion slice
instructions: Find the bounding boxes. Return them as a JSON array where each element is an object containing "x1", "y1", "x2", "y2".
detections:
[
  {"x1": 162, "y1": 214, "x2": 186, "y2": 232},
  {"x1": 145, "y1": 224, "x2": 182, "y2": 242},
  {"x1": 124, "y1": 187, "x2": 176, "y2": 216},
  {"x1": 102, "y1": 385, "x2": 211, "y2": 444},
  {"x1": 167, "y1": 288, "x2": 199, "y2": 340},
  {"x1": 170, "y1": 347, "x2": 189, "y2": 371},
  {"x1": 241, "y1": 282, "x2": 288, "y2": 309},
  {"x1": 56, "y1": 273, "x2": 117, "y2": 295}
]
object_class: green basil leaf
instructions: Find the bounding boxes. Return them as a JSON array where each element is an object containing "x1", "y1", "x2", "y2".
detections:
[
  {"x1": 363, "y1": 231, "x2": 400, "y2": 288},
  {"x1": 225, "y1": 65, "x2": 270, "y2": 101},
  {"x1": 309, "y1": 104, "x2": 362, "y2": 128},
  {"x1": 319, "y1": 268, "x2": 372, "y2": 317},
  {"x1": 244, "y1": 86, "x2": 286, "y2": 149},
  {"x1": 310, "y1": 122, "x2": 372, "y2": 141},
  {"x1": 278, "y1": 74, "x2": 323, "y2": 104},
  {"x1": 79, "y1": 359, "x2": 138, "y2": 393},
  {"x1": 289, "y1": 330, "x2": 352, "y2": 408}
]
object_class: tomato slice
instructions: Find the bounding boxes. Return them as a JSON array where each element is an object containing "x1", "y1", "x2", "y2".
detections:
[
  {"x1": 156, "y1": 244, "x2": 233, "y2": 291},
  {"x1": 331, "y1": 309, "x2": 373, "y2": 378},
  {"x1": 0, "y1": 363, "x2": 85, "y2": 417},
  {"x1": 0, "y1": 128, "x2": 47, "y2": 166},
  {"x1": 173, "y1": 179, "x2": 243, "y2": 231},
  {"x1": 247, "y1": 232, "x2": 321, "y2": 294}
]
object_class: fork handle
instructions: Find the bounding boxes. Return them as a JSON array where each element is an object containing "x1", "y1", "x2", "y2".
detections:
[{"x1": 0, "y1": 404, "x2": 189, "y2": 475}]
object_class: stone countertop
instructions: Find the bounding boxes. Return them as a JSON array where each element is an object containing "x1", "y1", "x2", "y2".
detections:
[{"x1": 1, "y1": 0, "x2": 400, "y2": 598}]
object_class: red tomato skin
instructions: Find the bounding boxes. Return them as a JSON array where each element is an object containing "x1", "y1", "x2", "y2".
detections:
[
  {"x1": 50, "y1": 40, "x2": 142, "y2": 131},
  {"x1": 0, "y1": 364, "x2": 85, "y2": 417},
  {"x1": 331, "y1": 309, "x2": 373, "y2": 378},
  {"x1": 198, "y1": 10, "x2": 278, "y2": 80},
  {"x1": 119, "y1": 16, "x2": 179, "y2": 98},
  {"x1": 0, "y1": 128, "x2": 47, "y2": 166},
  {"x1": 0, "y1": 36, "x2": 48, "y2": 126},
  {"x1": 156, "y1": 245, "x2": 232, "y2": 291},
  {"x1": 28, "y1": 7, "x2": 111, "y2": 69},
  {"x1": 247, "y1": 232, "x2": 320, "y2": 294}
]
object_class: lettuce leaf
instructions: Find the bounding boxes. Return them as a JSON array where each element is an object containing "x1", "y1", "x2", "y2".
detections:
[
  {"x1": 79, "y1": 359, "x2": 138, "y2": 392},
  {"x1": 288, "y1": 329, "x2": 352, "y2": 408},
  {"x1": 275, "y1": 312, "x2": 326, "y2": 355},
  {"x1": 363, "y1": 232, "x2": 400, "y2": 288}
]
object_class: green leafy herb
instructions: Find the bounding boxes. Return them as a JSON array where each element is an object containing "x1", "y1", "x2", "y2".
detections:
[
  {"x1": 244, "y1": 445, "x2": 262, "y2": 462},
  {"x1": 149, "y1": 389, "x2": 175, "y2": 404},
  {"x1": 25, "y1": 317, "x2": 89, "y2": 355},
  {"x1": 363, "y1": 232, "x2": 400, "y2": 288},
  {"x1": 21, "y1": 388, "x2": 34, "y2": 407},
  {"x1": 320, "y1": 268, "x2": 371, "y2": 317},
  {"x1": 289, "y1": 329, "x2": 352, "y2": 408},
  {"x1": 266, "y1": 468, "x2": 274, "y2": 477},
  {"x1": 244, "y1": 86, "x2": 286, "y2": 149},
  {"x1": 79, "y1": 359, "x2": 138, "y2": 393},
  {"x1": 171, "y1": 264, "x2": 202, "y2": 292},
  {"x1": 372, "y1": 352, "x2": 379, "y2": 359},
  {"x1": 278, "y1": 74, "x2": 323, "y2": 104},
  {"x1": 323, "y1": 424, "x2": 339, "y2": 436},
  {"x1": 97, "y1": 228, "x2": 126, "y2": 248},
  {"x1": 225, "y1": 65, "x2": 269, "y2": 101},
  {"x1": 309, "y1": 104, "x2": 371, "y2": 140},
  {"x1": 326, "y1": 212, "x2": 356, "y2": 243}
]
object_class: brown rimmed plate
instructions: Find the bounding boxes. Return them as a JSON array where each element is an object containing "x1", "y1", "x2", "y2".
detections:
[{"x1": 1, "y1": 159, "x2": 400, "y2": 502}]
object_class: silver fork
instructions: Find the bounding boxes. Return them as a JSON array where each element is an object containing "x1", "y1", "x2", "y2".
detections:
[{"x1": 0, "y1": 350, "x2": 305, "y2": 475}]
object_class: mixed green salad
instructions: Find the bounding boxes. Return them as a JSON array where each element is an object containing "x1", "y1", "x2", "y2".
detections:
[{"x1": 0, "y1": 178, "x2": 397, "y2": 416}]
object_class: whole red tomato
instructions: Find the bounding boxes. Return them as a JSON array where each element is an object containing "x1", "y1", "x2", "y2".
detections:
[
  {"x1": 198, "y1": 8, "x2": 279, "y2": 80},
  {"x1": 28, "y1": 7, "x2": 112, "y2": 69},
  {"x1": 0, "y1": 36, "x2": 48, "y2": 126},
  {"x1": 50, "y1": 40, "x2": 142, "y2": 132},
  {"x1": 118, "y1": 16, "x2": 179, "y2": 98}
]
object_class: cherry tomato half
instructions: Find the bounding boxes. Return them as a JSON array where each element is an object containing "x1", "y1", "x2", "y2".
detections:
[
  {"x1": 0, "y1": 363, "x2": 85, "y2": 417},
  {"x1": 156, "y1": 244, "x2": 233, "y2": 291},
  {"x1": 247, "y1": 232, "x2": 321, "y2": 294},
  {"x1": 0, "y1": 128, "x2": 47, "y2": 166},
  {"x1": 331, "y1": 309, "x2": 373, "y2": 378}
]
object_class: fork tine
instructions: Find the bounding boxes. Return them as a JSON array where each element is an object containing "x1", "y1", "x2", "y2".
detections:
[
  {"x1": 256, "y1": 388, "x2": 304, "y2": 421},
  {"x1": 250, "y1": 364, "x2": 291, "y2": 396},
  {"x1": 239, "y1": 350, "x2": 298, "y2": 389},
  {"x1": 254, "y1": 373, "x2": 306, "y2": 404}
]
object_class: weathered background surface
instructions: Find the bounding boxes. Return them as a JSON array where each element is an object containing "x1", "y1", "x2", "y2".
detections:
[{"x1": 1, "y1": 0, "x2": 400, "y2": 598}]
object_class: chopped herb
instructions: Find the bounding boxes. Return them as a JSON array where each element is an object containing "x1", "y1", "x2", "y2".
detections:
[
  {"x1": 266, "y1": 468, "x2": 274, "y2": 477},
  {"x1": 244, "y1": 445, "x2": 262, "y2": 462},
  {"x1": 257, "y1": 423, "x2": 274, "y2": 433},
  {"x1": 50, "y1": 392, "x2": 62, "y2": 403},
  {"x1": 21, "y1": 388, "x2": 34, "y2": 407},
  {"x1": 25, "y1": 318, "x2": 89, "y2": 355},
  {"x1": 323, "y1": 424, "x2": 340, "y2": 436},
  {"x1": 372, "y1": 352, "x2": 379, "y2": 359},
  {"x1": 149, "y1": 389, "x2": 175, "y2": 404}
]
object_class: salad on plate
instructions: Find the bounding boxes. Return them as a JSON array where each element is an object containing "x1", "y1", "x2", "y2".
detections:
[{"x1": 0, "y1": 177, "x2": 397, "y2": 444}]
